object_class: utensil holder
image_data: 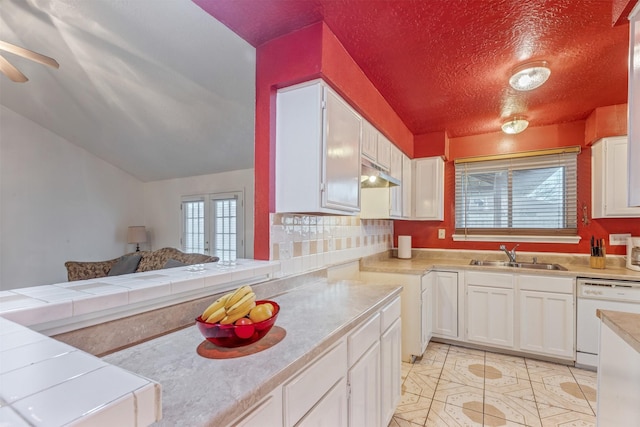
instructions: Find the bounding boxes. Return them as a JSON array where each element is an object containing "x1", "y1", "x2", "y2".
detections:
[{"x1": 590, "y1": 255, "x2": 606, "y2": 269}]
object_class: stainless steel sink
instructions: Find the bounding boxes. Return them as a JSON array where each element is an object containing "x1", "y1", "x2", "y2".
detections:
[{"x1": 469, "y1": 259, "x2": 567, "y2": 271}]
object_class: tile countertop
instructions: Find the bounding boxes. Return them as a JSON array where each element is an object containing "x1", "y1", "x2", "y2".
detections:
[
  {"x1": 0, "y1": 259, "x2": 280, "y2": 427},
  {"x1": 103, "y1": 279, "x2": 402, "y2": 427},
  {"x1": 0, "y1": 259, "x2": 280, "y2": 334},
  {"x1": 360, "y1": 249, "x2": 640, "y2": 282},
  {"x1": 596, "y1": 309, "x2": 640, "y2": 354}
]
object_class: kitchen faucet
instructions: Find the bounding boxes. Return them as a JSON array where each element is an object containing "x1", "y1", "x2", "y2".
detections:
[{"x1": 500, "y1": 244, "x2": 519, "y2": 263}]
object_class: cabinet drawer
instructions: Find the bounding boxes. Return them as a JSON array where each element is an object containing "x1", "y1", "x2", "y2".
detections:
[
  {"x1": 518, "y1": 275, "x2": 574, "y2": 294},
  {"x1": 466, "y1": 271, "x2": 513, "y2": 289},
  {"x1": 381, "y1": 297, "x2": 401, "y2": 332},
  {"x1": 348, "y1": 313, "x2": 381, "y2": 367},
  {"x1": 284, "y1": 340, "x2": 347, "y2": 426}
]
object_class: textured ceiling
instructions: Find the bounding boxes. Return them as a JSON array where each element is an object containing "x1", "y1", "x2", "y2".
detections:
[
  {"x1": 195, "y1": 0, "x2": 630, "y2": 138},
  {"x1": 0, "y1": 0, "x2": 255, "y2": 182}
]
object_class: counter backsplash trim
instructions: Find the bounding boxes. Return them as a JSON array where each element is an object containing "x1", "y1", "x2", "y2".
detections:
[{"x1": 270, "y1": 214, "x2": 393, "y2": 277}]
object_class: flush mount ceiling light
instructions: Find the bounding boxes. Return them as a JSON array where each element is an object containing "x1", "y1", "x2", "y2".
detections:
[
  {"x1": 501, "y1": 117, "x2": 529, "y2": 134},
  {"x1": 509, "y1": 60, "x2": 550, "y2": 91}
]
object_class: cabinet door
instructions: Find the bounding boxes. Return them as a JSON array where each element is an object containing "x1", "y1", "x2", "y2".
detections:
[
  {"x1": 519, "y1": 290, "x2": 574, "y2": 359},
  {"x1": 389, "y1": 145, "x2": 403, "y2": 180},
  {"x1": 432, "y1": 271, "x2": 458, "y2": 338},
  {"x1": 234, "y1": 388, "x2": 283, "y2": 427},
  {"x1": 380, "y1": 319, "x2": 401, "y2": 426},
  {"x1": 421, "y1": 276, "x2": 433, "y2": 351},
  {"x1": 377, "y1": 134, "x2": 391, "y2": 170},
  {"x1": 361, "y1": 120, "x2": 377, "y2": 161},
  {"x1": 402, "y1": 154, "x2": 412, "y2": 218},
  {"x1": 466, "y1": 285, "x2": 514, "y2": 348},
  {"x1": 297, "y1": 378, "x2": 348, "y2": 427},
  {"x1": 322, "y1": 87, "x2": 361, "y2": 212},
  {"x1": 389, "y1": 145, "x2": 403, "y2": 218},
  {"x1": 413, "y1": 157, "x2": 444, "y2": 220},
  {"x1": 348, "y1": 342, "x2": 380, "y2": 427},
  {"x1": 629, "y1": 8, "x2": 640, "y2": 207},
  {"x1": 594, "y1": 137, "x2": 640, "y2": 217}
]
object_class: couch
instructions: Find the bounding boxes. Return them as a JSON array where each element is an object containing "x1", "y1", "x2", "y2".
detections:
[{"x1": 65, "y1": 247, "x2": 219, "y2": 282}]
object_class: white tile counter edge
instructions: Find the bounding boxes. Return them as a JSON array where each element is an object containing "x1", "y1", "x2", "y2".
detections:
[{"x1": 0, "y1": 259, "x2": 280, "y2": 427}]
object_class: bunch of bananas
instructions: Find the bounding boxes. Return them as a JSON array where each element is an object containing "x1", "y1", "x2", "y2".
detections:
[{"x1": 201, "y1": 285, "x2": 256, "y2": 324}]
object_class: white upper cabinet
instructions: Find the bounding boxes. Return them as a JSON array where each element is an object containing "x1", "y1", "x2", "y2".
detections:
[
  {"x1": 276, "y1": 80, "x2": 361, "y2": 214},
  {"x1": 413, "y1": 156, "x2": 445, "y2": 220},
  {"x1": 389, "y1": 144, "x2": 403, "y2": 218},
  {"x1": 402, "y1": 153, "x2": 413, "y2": 218},
  {"x1": 628, "y1": 6, "x2": 640, "y2": 206},
  {"x1": 389, "y1": 144, "x2": 403, "y2": 180},
  {"x1": 377, "y1": 133, "x2": 392, "y2": 170},
  {"x1": 592, "y1": 136, "x2": 640, "y2": 218},
  {"x1": 361, "y1": 120, "x2": 378, "y2": 161}
]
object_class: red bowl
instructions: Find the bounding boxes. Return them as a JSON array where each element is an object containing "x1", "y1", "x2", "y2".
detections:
[{"x1": 195, "y1": 300, "x2": 279, "y2": 348}]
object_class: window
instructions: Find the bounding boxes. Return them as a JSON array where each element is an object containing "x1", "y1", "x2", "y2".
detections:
[
  {"x1": 455, "y1": 149, "x2": 578, "y2": 237},
  {"x1": 181, "y1": 192, "x2": 244, "y2": 261}
]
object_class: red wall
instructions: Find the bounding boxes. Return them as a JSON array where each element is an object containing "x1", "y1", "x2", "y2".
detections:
[
  {"x1": 396, "y1": 121, "x2": 640, "y2": 255},
  {"x1": 254, "y1": 22, "x2": 413, "y2": 259},
  {"x1": 255, "y1": 22, "x2": 638, "y2": 259}
]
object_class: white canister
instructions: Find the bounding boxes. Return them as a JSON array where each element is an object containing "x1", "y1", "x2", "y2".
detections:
[{"x1": 398, "y1": 235, "x2": 412, "y2": 259}]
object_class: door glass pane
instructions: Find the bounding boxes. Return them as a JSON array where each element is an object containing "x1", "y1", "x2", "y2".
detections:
[
  {"x1": 183, "y1": 200, "x2": 205, "y2": 253},
  {"x1": 213, "y1": 198, "x2": 237, "y2": 263}
]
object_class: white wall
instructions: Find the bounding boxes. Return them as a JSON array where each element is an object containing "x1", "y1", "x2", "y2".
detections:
[
  {"x1": 142, "y1": 169, "x2": 255, "y2": 258},
  {"x1": 0, "y1": 106, "x2": 146, "y2": 290}
]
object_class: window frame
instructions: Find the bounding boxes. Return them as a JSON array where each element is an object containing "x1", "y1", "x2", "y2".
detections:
[
  {"x1": 180, "y1": 191, "x2": 245, "y2": 258},
  {"x1": 452, "y1": 148, "x2": 581, "y2": 244}
]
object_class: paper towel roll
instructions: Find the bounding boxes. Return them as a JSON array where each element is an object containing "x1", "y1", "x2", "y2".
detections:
[{"x1": 398, "y1": 235, "x2": 412, "y2": 259}]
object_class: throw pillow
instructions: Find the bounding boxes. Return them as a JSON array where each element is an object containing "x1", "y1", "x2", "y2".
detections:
[
  {"x1": 108, "y1": 254, "x2": 142, "y2": 276},
  {"x1": 163, "y1": 258, "x2": 188, "y2": 269}
]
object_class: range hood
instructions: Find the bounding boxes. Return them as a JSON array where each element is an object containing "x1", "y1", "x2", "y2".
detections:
[{"x1": 361, "y1": 158, "x2": 400, "y2": 188}]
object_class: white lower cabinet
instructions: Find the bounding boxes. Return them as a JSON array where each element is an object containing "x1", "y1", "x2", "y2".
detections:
[
  {"x1": 234, "y1": 388, "x2": 283, "y2": 427},
  {"x1": 465, "y1": 272, "x2": 514, "y2": 349},
  {"x1": 421, "y1": 275, "x2": 433, "y2": 347},
  {"x1": 359, "y1": 272, "x2": 429, "y2": 362},
  {"x1": 517, "y1": 275, "x2": 574, "y2": 359},
  {"x1": 432, "y1": 271, "x2": 459, "y2": 338},
  {"x1": 348, "y1": 341, "x2": 380, "y2": 427},
  {"x1": 297, "y1": 378, "x2": 348, "y2": 427},
  {"x1": 234, "y1": 297, "x2": 401, "y2": 427},
  {"x1": 467, "y1": 285, "x2": 514, "y2": 348},
  {"x1": 380, "y1": 318, "x2": 401, "y2": 426},
  {"x1": 461, "y1": 272, "x2": 575, "y2": 360},
  {"x1": 284, "y1": 341, "x2": 347, "y2": 426}
]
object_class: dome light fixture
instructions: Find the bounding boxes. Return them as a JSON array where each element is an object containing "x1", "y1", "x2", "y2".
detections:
[
  {"x1": 509, "y1": 60, "x2": 550, "y2": 91},
  {"x1": 502, "y1": 117, "x2": 529, "y2": 134}
]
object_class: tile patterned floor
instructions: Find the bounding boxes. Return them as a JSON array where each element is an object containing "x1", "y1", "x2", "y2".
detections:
[{"x1": 390, "y1": 342, "x2": 597, "y2": 427}]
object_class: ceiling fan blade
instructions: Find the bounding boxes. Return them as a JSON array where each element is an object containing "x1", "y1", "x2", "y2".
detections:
[
  {"x1": 0, "y1": 40, "x2": 59, "y2": 69},
  {"x1": 0, "y1": 54, "x2": 28, "y2": 82}
]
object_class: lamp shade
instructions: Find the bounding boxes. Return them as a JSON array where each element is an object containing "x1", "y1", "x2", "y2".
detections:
[{"x1": 127, "y1": 226, "x2": 147, "y2": 244}]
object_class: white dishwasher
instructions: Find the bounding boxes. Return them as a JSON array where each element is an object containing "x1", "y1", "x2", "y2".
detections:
[{"x1": 576, "y1": 277, "x2": 640, "y2": 368}]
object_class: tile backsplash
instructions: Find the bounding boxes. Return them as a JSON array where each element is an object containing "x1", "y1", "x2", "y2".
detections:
[{"x1": 270, "y1": 214, "x2": 393, "y2": 277}]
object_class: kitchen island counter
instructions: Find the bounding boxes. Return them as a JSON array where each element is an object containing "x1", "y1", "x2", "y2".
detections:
[
  {"x1": 103, "y1": 279, "x2": 401, "y2": 426},
  {"x1": 596, "y1": 309, "x2": 640, "y2": 426},
  {"x1": 596, "y1": 309, "x2": 640, "y2": 353}
]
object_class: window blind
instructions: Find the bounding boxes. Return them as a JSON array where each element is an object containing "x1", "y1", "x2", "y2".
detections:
[
  {"x1": 455, "y1": 151, "x2": 578, "y2": 236},
  {"x1": 182, "y1": 199, "x2": 206, "y2": 253},
  {"x1": 213, "y1": 197, "x2": 237, "y2": 262}
]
